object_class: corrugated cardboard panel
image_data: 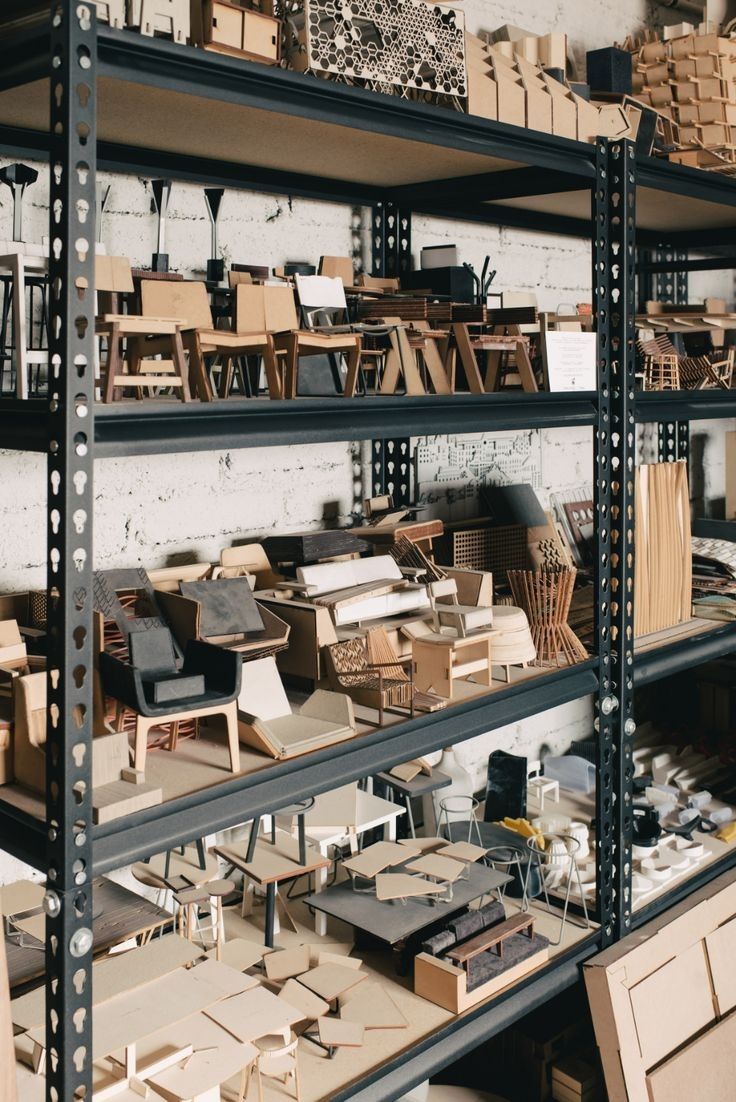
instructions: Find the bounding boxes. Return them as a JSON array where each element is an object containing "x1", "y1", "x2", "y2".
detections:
[
  {"x1": 629, "y1": 942, "x2": 715, "y2": 1068},
  {"x1": 705, "y1": 917, "x2": 736, "y2": 1015},
  {"x1": 646, "y1": 1012, "x2": 736, "y2": 1102}
]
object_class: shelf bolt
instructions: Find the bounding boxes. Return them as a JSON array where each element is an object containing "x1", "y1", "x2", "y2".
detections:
[
  {"x1": 624, "y1": 718, "x2": 636, "y2": 736},
  {"x1": 48, "y1": 827, "x2": 57, "y2": 842},
  {"x1": 601, "y1": 695, "x2": 618, "y2": 716},
  {"x1": 43, "y1": 891, "x2": 61, "y2": 918},
  {"x1": 69, "y1": 927, "x2": 93, "y2": 958}
]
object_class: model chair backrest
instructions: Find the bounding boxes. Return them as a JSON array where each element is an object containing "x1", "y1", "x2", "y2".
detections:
[
  {"x1": 128, "y1": 626, "x2": 179, "y2": 678},
  {"x1": 235, "y1": 283, "x2": 299, "y2": 334},
  {"x1": 318, "y1": 256, "x2": 354, "y2": 286},
  {"x1": 297, "y1": 554, "x2": 402, "y2": 596},
  {"x1": 15, "y1": 671, "x2": 45, "y2": 750},
  {"x1": 140, "y1": 279, "x2": 214, "y2": 330},
  {"x1": 95, "y1": 255, "x2": 135, "y2": 294},
  {"x1": 294, "y1": 273, "x2": 347, "y2": 327},
  {"x1": 239, "y1": 656, "x2": 291, "y2": 720}
]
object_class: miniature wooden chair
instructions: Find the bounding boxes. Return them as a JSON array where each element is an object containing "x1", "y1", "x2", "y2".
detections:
[
  {"x1": 139, "y1": 278, "x2": 280, "y2": 401},
  {"x1": 240, "y1": 1032, "x2": 301, "y2": 1102},
  {"x1": 324, "y1": 630, "x2": 414, "y2": 726},
  {"x1": 284, "y1": 274, "x2": 362, "y2": 398},
  {"x1": 526, "y1": 760, "x2": 560, "y2": 812},
  {"x1": 95, "y1": 0, "x2": 126, "y2": 27},
  {"x1": 428, "y1": 578, "x2": 494, "y2": 638}
]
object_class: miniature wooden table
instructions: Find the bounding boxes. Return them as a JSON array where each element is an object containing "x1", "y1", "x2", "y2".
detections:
[
  {"x1": 0, "y1": 248, "x2": 48, "y2": 399},
  {"x1": 375, "y1": 873, "x2": 447, "y2": 902},
  {"x1": 213, "y1": 831, "x2": 331, "y2": 947},
  {"x1": 411, "y1": 632, "x2": 493, "y2": 700},
  {"x1": 343, "y1": 840, "x2": 421, "y2": 884},
  {"x1": 375, "y1": 768, "x2": 452, "y2": 836},
  {"x1": 305, "y1": 861, "x2": 509, "y2": 950},
  {"x1": 293, "y1": 784, "x2": 406, "y2": 935},
  {"x1": 143, "y1": 1013, "x2": 258, "y2": 1102}
]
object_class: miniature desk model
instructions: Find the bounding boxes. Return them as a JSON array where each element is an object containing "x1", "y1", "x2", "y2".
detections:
[
  {"x1": 409, "y1": 630, "x2": 493, "y2": 700},
  {"x1": 375, "y1": 768, "x2": 452, "y2": 836},
  {"x1": 213, "y1": 830, "x2": 330, "y2": 947},
  {"x1": 305, "y1": 862, "x2": 509, "y2": 951}
]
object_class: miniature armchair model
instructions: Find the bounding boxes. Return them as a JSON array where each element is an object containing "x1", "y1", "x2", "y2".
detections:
[
  {"x1": 324, "y1": 630, "x2": 414, "y2": 727},
  {"x1": 428, "y1": 578, "x2": 494, "y2": 637},
  {"x1": 98, "y1": 625, "x2": 242, "y2": 775},
  {"x1": 139, "y1": 278, "x2": 281, "y2": 402},
  {"x1": 237, "y1": 655, "x2": 355, "y2": 760}
]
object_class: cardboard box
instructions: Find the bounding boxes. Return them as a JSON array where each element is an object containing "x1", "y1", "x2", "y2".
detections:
[
  {"x1": 192, "y1": 0, "x2": 280, "y2": 64},
  {"x1": 584, "y1": 869, "x2": 736, "y2": 1102}
]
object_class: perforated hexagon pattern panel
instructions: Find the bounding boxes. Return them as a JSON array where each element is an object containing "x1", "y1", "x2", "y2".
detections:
[{"x1": 303, "y1": 0, "x2": 466, "y2": 96}]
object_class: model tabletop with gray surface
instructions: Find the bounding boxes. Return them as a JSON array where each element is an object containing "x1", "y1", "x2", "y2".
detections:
[{"x1": 305, "y1": 861, "x2": 509, "y2": 946}]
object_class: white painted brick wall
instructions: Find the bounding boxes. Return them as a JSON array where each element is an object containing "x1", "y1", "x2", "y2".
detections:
[{"x1": 1, "y1": 0, "x2": 735, "y2": 881}]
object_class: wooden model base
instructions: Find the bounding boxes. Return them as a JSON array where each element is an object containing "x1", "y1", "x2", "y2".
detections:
[{"x1": 414, "y1": 940, "x2": 549, "y2": 1014}]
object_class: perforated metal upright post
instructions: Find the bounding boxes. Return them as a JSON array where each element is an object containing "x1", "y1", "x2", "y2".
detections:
[
  {"x1": 370, "y1": 202, "x2": 412, "y2": 505},
  {"x1": 44, "y1": 3, "x2": 97, "y2": 1099},
  {"x1": 371, "y1": 201, "x2": 412, "y2": 280},
  {"x1": 593, "y1": 140, "x2": 636, "y2": 945}
]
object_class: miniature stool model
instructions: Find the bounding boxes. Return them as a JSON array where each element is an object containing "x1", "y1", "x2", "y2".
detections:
[
  {"x1": 407, "y1": 628, "x2": 493, "y2": 701},
  {"x1": 96, "y1": 314, "x2": 193, "y2": 403},
  {"x1": 175, "y1": 878, "x2": 234, "y2": 960},
  {"x1": 526, "y1": 760, "x2": 560, "y2": 812},
  {"x1": 488, "y1": 605, "x2": 537, "y2": 682}
]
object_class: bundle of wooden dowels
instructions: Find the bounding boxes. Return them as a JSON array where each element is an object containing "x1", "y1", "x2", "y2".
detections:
[{"x1": 634, "y1": 461, "x2": 692, "y2": 637}]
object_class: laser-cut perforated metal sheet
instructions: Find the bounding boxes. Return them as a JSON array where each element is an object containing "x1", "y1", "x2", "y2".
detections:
[{"x1": 302, "y1": 0, "x2": 466, "y2": 96}]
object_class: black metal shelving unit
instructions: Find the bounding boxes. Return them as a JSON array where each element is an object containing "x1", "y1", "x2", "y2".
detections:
[{"x1": 1, "y1": 6, "x2": 736, "y2": 1100}]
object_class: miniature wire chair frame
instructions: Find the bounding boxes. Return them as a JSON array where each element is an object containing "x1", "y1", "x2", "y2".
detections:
[
  {"x1": 523, "y1": 832, "x2": 591, "y2": 947},
  {"x1": 507, "y1": 567, "x2": 588, "y2": 667},
  {"x1": 437, "y1": 795, "x2": 483, "y2": 846},
  {"x1": 485, "y1": 845, "x2": 530, "y2": 911}
]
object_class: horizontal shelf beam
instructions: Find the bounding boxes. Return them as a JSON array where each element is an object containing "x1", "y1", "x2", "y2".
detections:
[
  {"x1": 91, "y1": 663, "x2": 598, "y2": 874},
  {"x1": 636, "y1": 390, "x2": 736, "y2": 423},
  {"x1": 392, "y1": 166, "x2": 593, "y2": 204},
  {"x1": 332, "y1": 937, "x2": 600, "y2": 1102},
  {"x1": 692, "y1": 518, "x2": 736, "y2": 541},
  {"x1": 0, "y1": 798, "x2": 46, "y2": 872},
  {"x1": 0, "y1": 394, "x2": 599, "y2": 457},
  {"x1": 634, "y1": 623, "x2": 736, "y2": 686}
]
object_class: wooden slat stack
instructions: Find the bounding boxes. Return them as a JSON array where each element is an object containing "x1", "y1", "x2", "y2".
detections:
[
  {"x1": 630, "y1": 32, "x2": 736, "y2": 173},
  {"x1": 634, "y1": 462, "x2": 692, "y2": 637}
]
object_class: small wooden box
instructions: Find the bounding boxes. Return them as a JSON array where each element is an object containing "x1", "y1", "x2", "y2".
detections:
[{"x1": 193, "y1": 0, "x2": 281, "y2": 64}]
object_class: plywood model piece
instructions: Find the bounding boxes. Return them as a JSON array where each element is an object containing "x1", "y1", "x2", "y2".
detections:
[
  {"x1": 278, "y1": 977, "x2": 331, "y2": 1022},
  {"x1": 297, "y1": 963, "x2": 368, "y2": 1003},
  {"x1": 316, "y1": 1016, "x2": 366, "y2": 1048},
  {"x1": 404, "y1": 853, "x2": 467, "y2": 884},
  {"x1": 263, "y1": 943, "x2": 311, "y2": 982},
  {"x1": 343, "y1": 841, "x2": 420, "y2": 880},
  {"x1": 340, "y1": 982, "x2": 409, "y2": 1029},
  {"x1": 204, "y1": 983, "x2": 303, "y2": 1044},
  {"x1": 375, "y1": 873, "x2": 447, "y2": 902}
]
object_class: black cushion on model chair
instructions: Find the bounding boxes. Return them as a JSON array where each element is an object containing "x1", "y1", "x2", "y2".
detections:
[
  {"x1": 99, "y1": 629, "x2": 241, "y2": 719},
  {"x1": 180, "y1": 577, "x2": 265, "y2": 638},
  {"x1": 129, "y1": 627, "x2": 206, "y2": 704}
]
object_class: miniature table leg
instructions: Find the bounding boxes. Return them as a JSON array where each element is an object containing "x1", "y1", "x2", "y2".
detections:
[
  {"x1": 11, "y1": 253, "x2": 27, "y2": 399},
  {"x1": 265, "y1": 881, "x2": 276, "y2": 948},
  {"x1": 314, "y1": 841, "x2": 329, "y2": 937},
  {"x1": 384, "y1": 816, "x2": 398, "y2": 842}
]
